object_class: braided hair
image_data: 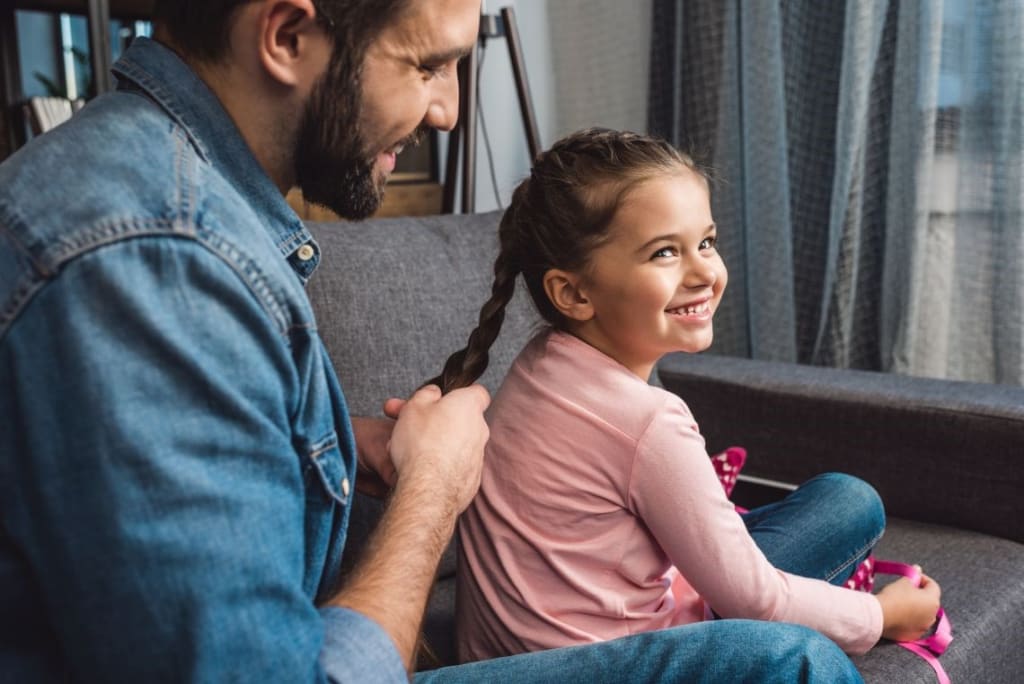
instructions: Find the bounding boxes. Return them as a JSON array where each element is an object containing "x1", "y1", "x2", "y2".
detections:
[{"x1": 429, "y1": 128, "x2": 706, "y2": 394}]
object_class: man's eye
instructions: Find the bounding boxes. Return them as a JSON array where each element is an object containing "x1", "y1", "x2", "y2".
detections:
[
  {"x1": 420, "y1": 64, "x2": 445, "y2": 77},
  {"x1": 700, "y1": 236, "x2": 717, "y2": 250}
]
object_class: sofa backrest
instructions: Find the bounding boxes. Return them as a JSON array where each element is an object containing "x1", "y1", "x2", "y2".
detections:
[
  {"x1": 307, "y1": 211, "x2": 541, "y2": 417},
  {"x1": 306, "y1": 211, "x2": 542, "y2": 579}
]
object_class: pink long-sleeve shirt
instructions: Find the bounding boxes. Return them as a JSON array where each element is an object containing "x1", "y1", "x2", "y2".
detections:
[{"x1": 456, "y1": 329, "x2": 883, "y2": 662}]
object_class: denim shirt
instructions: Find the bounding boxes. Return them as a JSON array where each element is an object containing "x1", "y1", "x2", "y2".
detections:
[{"x1": 0, "y1": 38, "x2": 405, "y2": 682}]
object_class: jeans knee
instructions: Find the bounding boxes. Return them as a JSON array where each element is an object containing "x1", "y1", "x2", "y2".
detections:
[
  {"x1": 791, "y1": 625, "x2": 864, "y2": 683},
  {"x1": 811, "y1": 472, "x2": 885, "y2": 539}
]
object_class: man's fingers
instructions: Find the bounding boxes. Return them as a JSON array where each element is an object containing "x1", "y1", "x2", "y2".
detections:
[
  {"x1": 448, "y1": 383, "x2": 491, "y2": 410},
  {"x1": 410, "y1": 384, "x2": 443, "y2": 402},
  {"x1": 406, "y1": 383, "x2": 489, "y2": 410},
  {"x1": 382, "y1": 397, "x2": 406, "y2": 419}
]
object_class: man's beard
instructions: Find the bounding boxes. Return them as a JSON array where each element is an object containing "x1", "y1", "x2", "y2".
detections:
[{"x1": 293, "y1": 64, "x2": 382, "y2": 220}]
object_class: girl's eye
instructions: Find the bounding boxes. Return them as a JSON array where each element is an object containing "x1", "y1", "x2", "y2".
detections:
[
  {"x1": 651, "y1": 247, "x2": 677, "y2": 259},
  {"x1": 700, "y1": 236, "x2": 718, "y2": 251}
]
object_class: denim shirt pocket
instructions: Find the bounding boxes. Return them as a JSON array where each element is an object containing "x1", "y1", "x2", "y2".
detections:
[{"x1": 301, "y1": 432, "x2": 350, "y2": 508}]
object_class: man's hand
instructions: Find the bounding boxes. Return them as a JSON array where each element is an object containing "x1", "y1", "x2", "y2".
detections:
[
  {"x1": 331, "y1": 383, "x2": 490, "y2": 671},
  {"x1": 387, "y1": 383, "x2": 490, "y2": 514}
]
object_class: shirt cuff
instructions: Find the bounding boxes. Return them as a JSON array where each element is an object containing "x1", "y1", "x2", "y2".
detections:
[{"x1": 319, "y1": 606, "x2": 407, "y2": 683}]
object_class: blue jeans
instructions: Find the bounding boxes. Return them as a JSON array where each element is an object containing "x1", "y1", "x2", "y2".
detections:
[
  {"x1": 416, "y1": 620, "x2": 861, "y2": 683},
  {"x1": 417, "y1": 473, "x2": 880, "y2": 683},
  {"x1": 743, "y1": 472, "x2": 885, "y2": 586}
]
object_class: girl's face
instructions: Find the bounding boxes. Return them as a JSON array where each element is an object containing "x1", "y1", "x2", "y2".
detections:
[{"x1": 570, "y1": 171, "x2": 727, "y2": 379}]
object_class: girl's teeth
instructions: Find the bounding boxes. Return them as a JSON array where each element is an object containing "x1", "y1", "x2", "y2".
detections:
[{"x1": 676, "y1": 303, "x2": 709, "y2": 315}]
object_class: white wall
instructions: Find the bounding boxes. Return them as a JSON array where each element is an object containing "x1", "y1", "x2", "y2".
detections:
[
  {"x1": 443, "y1": 0, "x2": 651, "y2": 213},
  {"x1": 440, "y1": 0, "x2": 557, "y2": 213}
]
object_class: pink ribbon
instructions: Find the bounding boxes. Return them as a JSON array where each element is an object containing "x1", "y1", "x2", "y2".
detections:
[{"x1": 873, "y1": 560, "x2": 953, "y2": 684}]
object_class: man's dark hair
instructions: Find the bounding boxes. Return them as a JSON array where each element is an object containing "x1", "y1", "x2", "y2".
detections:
[{"x1": 151, "y1": 1, "x2": 409, "y2": 63}]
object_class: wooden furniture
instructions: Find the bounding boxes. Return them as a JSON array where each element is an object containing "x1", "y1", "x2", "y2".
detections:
[{"x1": 287, "y1": 183, "x2": 443, "y2": 222}]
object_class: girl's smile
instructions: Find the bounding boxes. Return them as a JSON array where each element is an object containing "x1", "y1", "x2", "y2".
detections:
[{"x1": 666, "y1": 298, "x2": 714, "y2": 320}]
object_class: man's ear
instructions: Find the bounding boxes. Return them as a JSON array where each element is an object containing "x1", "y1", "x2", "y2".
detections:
[
  {"x1": 543, "y1": 269, "x2": 594, "y2": 322},
  {"x1": 258, "y1": 0, "x2": 330, "y2": 88}
]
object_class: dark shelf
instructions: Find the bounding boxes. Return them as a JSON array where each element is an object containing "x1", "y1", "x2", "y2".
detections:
[
  {"x1": 5, "y1": 0, "x2": 152, "y2": 20},
  {"x1": 2, "y1": 0, "x2": 155, "y2": 156}
]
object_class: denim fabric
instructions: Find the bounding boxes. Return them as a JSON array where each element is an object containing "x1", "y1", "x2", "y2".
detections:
[
  {"x1": 743, "y1": 473, "x2": 886, "y2": 585},
  {"x1": 0, "y1": 38, "x2": 404, "y2": 682},
  {"x1": 417, "y1": 620, "x2": 864, "y2": 684}
]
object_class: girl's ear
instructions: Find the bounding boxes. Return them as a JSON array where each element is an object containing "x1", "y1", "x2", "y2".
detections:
[{"x1": 543, "y1": 269, "x2": 594, "y2": 321}]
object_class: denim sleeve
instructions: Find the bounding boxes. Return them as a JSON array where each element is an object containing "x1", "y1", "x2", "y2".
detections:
[
  {"x1": 1, "y1": 238, "x2": 404, "y2": 682},
  {"x1": 321, "y1": 607, "x2": 408, "y2": 681}
]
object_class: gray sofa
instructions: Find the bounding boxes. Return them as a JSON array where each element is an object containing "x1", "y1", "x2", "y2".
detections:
[{"x1": 306, "y1": 210, "x2": 1024, "y2": 683}]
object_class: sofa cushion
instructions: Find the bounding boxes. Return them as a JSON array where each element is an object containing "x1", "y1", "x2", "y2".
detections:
[{"x1": 855, "y1": 518, "x2": 1024, "y2": 683}]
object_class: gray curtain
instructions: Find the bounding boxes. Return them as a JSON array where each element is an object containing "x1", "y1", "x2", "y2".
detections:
[
  {"x1": 546, "y1": 0, "x2": 652, "y2": 137},
  {"x1": 650, "y1": 0, "x2": 1023, "y2": 385}
]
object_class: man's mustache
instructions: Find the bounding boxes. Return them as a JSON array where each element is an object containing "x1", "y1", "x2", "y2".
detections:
[{"x1": 397, "y1": 125, "x2": 430, "y2": 151}]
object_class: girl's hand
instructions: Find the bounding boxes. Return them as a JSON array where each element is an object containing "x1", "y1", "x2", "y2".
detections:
[
  {"x1": 351, "y1": 415, "x2": 399, "y2": 498},
  {"x1": 876, "y1": 568, "x2": 942, "y2": 642}
]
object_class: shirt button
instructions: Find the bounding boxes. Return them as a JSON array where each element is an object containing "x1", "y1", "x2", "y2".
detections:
[
  {"x1": 341, "y1": 477, "x2": 350, "y2": 497},
  {"x1": 296, "y1": 244, "x2": 315, "y2": 261}
]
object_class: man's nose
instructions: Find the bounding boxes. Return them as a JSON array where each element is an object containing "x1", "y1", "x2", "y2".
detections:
[{"x1": 424, "y1": 73, "x2": 460, "y2": 132}]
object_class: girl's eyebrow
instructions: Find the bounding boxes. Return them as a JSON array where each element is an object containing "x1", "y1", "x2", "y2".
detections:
[{"x1": 634, "y1": 223, "x2": 717, "y2": 254}]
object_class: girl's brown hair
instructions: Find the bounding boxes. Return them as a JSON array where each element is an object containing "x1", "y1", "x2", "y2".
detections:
[{"x1": 429, "y1": 127, "x2": 707, "y2": 393}]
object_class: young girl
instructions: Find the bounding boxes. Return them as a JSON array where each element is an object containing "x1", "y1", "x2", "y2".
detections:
[{"x1": 430, "y1": 128, "x2": 941, "y2": 663}]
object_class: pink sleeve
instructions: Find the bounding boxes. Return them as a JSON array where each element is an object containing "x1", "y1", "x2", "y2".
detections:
[{"x1": 627, "y1": 397, "x2": 883, "y2": 655}]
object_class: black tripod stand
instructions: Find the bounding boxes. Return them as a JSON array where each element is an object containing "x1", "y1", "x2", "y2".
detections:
[{"x1": 442, "y1": 6, "x2": 542, "y2": 214}]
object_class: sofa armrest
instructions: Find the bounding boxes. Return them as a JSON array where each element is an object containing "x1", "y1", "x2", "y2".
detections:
[{"x1": 656, "y1": 353, "x2": 1024, "y2": 543}]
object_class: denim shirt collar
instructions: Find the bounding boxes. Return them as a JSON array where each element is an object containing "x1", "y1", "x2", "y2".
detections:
[{"x1": 111, "y1": 37, "x2": 320, "y2": 281}]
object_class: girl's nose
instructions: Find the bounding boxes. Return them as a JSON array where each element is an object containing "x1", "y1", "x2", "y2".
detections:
[{"x1": 683, "y1": 257, "x2": 717, "y2": 289}]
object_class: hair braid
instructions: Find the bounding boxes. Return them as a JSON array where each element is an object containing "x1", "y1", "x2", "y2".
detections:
[{"x1": 428, "y1": 217, "x2": 522, "y2": 393}]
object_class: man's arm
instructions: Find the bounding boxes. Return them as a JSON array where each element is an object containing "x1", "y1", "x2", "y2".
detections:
[
  {"x1": 1, "y1": 241, "x2": 402, "y2": 681},
  {"x1": 331, "y1": 385, "x2": 489, "y2": 671}
]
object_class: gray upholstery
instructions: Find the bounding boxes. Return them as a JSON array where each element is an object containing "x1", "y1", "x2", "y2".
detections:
[
  {"x1": 657, "y1": 353, "x2": 1024, "y2": 543},
  {"x1": 307, "y1": 211, "x2": 1024, "y2": 681},
  {"x1": 307, "y1": 211, "x2": 539, "y2": 417},
  {"x1": 854, "y1": 520, "x2": 1024, "y2": 683}
]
